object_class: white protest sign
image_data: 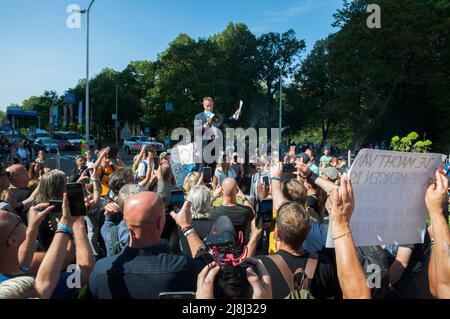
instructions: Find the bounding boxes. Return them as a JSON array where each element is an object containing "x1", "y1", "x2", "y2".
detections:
[
  {"x1": 168, "y1": 143, "x2": 194, "y2": 188},
  {"x1": 326, "y1": 149, "x2": 442, "y2": 247},
  {"x1": 168, "y1": 147, "x2": 184, "y2": 188},
  {"x1": 177, "y1": 143, "x2": 194, "y2": 165}
]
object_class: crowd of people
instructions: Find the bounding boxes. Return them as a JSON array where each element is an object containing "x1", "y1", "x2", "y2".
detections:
[{"x1": 0, "y1": 134, "x2": 447, "y2": 300}]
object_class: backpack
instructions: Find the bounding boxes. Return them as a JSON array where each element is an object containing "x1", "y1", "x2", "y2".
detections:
[
  {"x1": 356, "y1": 246, "x2": 389, "y2": 299},
  {"x1": 268, "y1": 252, "x2": 318, "y2": 299}
]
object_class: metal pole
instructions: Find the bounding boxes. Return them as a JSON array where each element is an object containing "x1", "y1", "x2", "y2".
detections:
[
  {"x1": 85, "y1": 0, "x2": 95, "y2": 152},
  {"x1": 116, "y1": 84, "x2": 118, "y2": 147},
  {"x1": 57, "y1": 149, "x2": 61, "y2": 170},
  {"x1": 278, "y1": 35, "x2": 283, "y2": 156}
]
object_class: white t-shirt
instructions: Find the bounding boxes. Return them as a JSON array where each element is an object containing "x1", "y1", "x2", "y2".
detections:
[
  {"x1": 137, "y1": 160, "x2": 155, "y2": 178},
  {"x1": 214, "y1": 166, "x2": 237, "y2": 185},
  {"x1": 86, "y1": 161, "x2": 94, "y2": 169}
]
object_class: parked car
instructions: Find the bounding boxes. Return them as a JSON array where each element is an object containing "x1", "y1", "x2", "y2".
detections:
[
  {"x1": 58, "y1": 139, "x2": 72, "y2": 151},
  {"x1": 53, "y1": 131, "x2": 73, "y2": 151},
  {"x1": 31, "y1": 129, "x2": 50, "y2": 142},
  {"x1": 33, "y1": 138, "x2": 59, "y2": 153},
  {"x1": 123, "y1": 135, "x2": 148, "y2": 154},
  {"x1": 3, "y1": 132, "x2": 21, "y2": 144},
  {"x1": 64, "y1": 132, "x2": 83, "y2": 150},
  {"x1": 130, "y1": 137, "x2": 165, "y2": 155}
]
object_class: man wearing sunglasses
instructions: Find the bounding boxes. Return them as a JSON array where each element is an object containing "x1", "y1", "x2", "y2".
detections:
[
  {"x1": 6, "y1": 164, "x2": 31, "y2": 204},
  {"x1": 0, "y1": 205, "x2": 48, "y2": 282}
]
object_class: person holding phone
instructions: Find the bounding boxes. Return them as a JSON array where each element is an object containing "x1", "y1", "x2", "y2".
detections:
[
  {"x1": 28, "y1": 161, "x2": 44, "y2": 183},
  {"x1": 86, "y1": 192, "x2": 209, "y2": 299},
  {"x1": 85, "y1": 150, "x2": 95, "y2": 169},
  {"x1": 177, "y1": 185, "x2": 215, "y2": 258},
  {"x1": 33, "y1": 170, "x2": 68, "y2": 252},
  {"x1": 93, "y1": 147, "x2": 125, "y2": 197},
  {"x1": 135, "y1": 145, "x2": 157, "y2": 183},
  {"x1": 69, "y1": 155, "x2": 88, "y2": 183}
]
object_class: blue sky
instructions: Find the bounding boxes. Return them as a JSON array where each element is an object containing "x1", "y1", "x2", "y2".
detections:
[{"x1": 0, "y1": 0, "x2": 343, "y2": 110}]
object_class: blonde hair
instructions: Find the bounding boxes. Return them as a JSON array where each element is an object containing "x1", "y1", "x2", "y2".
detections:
[
  {"x1": 0, "y1": 189, "x2": 12, "y2": 203},
  {"x1": 203, "y1": 97, "x2": 214, "y2": 104},
  {"x1": 0, "y1": 276, "x2": 39, "y2": 299},
  {"x1": 183, "y1": 171, "x2": 201, "y2": 194},
  {"x1": 35, "y1": 169, "x2": 67, "y2": 204},
  {"x1": 27, "y1": 179, "x2": 40, "y2": 192}
]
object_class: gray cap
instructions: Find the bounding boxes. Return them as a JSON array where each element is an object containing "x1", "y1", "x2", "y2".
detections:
[{"x1": 321, "y1": 167, "x2": 339, "y2": 181}]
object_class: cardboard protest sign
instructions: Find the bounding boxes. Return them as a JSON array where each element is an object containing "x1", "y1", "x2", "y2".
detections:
[
  {"x1": 169, "y1": 143, "x2": 194, "y2": 188},
  {"x1": 326, "y1": 149, "x2": 442, "y2": 247}
]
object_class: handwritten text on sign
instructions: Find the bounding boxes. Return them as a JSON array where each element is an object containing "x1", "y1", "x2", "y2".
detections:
[{"x1": 326, "y1": 149, "x2": 442, "y2": 247}]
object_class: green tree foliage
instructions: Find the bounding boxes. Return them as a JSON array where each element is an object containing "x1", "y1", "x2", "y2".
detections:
[
  {"x1": 0, "y1": 110, "x2": 6, "y2": 125},
  {"x1": 390, "y1": 131, "x2": 432, "y2": 153}
]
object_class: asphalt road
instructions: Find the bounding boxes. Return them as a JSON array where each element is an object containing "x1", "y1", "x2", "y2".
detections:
[{"x1": 44, "y1": 148, "x2": 135, "y2": 175}]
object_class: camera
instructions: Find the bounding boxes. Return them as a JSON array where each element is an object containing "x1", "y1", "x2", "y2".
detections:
[
  {"x1": 170, "y1": 190, "x2": 184, "y2": 212},
  {"x1": 48, "y1": 200, "x2": 63, "y2": 219},
  {"x1": 203, "y1": 228, "x2": 256, "y2": 299},
  {"x1": 202, "y1": 166, "x2": 212, "y2": 183},
  {"x1": 283, "y1": 163, "x2": 295, "y2": 172}
]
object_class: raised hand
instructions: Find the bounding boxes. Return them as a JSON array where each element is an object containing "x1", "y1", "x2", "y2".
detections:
[
  {"x1": 270, "y1": 161, "x2": 283, "y2": 179},
  {"x1": 329, "y1": 175, "x2": 355, "y2": 230},
  {"x1": 28, "y1": 203, "x2": 54, "y2": 229},
  {"x1": 425, "y1": 170, "x2": 448, "y2": 215},
  {"x1": 196, "y1": 262, "x2": 220, "y2": 299},
  {"x1": 294, "y1": 157, "x2": 311, "y2": 178},
  {"x1": 244, "y1": 258, "x2": 272, "y2": 299},
  {"x1": 170, "y1": 200, "x2": 192, "y2": 230},
  {"x1": 104, "y1": 202, "x2": 121, "y2": 216}
]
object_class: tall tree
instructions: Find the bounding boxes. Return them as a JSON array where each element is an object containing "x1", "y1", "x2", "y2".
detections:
[{"x1": 257, "y1": 29, "x2": 306, "y2": 126}]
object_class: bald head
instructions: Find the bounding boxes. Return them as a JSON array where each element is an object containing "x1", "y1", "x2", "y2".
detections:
[
  {"x1": 222, "y1": 178, "x2": 237, "y2": 196},
  {"x1": 0, "y1": 210, "x2": 24, "y2": 249},
  {"x1": 0, "y1": 210, "x2": 17, "y2": 238},
  {"x1": 7, "y1": 165, "x2": 29, "y2": 188},
  {"x1": 123, "y1": 192, "x2": 165, "y2": 247}
]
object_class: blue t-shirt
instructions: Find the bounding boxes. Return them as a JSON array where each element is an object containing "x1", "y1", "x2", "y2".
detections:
[{"x1": 444, "y1": 163, "x2": 450, "y2": 175}]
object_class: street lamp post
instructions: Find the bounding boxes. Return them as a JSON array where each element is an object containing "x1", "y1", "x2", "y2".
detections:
[
  {"x1": 115, "y1": 84, "x2": 118, "y2": 147},
  {"x1": 279, "y1": 35, "x2": 283, "y2": 156},
  {"x1": 115, "y1": 83, "x2": 127, "y2": 147},
  {"x1": 80, "y1": 0, "x2": 96, "y2": 151}
]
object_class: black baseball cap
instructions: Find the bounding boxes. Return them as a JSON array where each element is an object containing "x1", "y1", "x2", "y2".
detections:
[{"x1": 296, "y1": 152, "x2": 310, "y2": 164}]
